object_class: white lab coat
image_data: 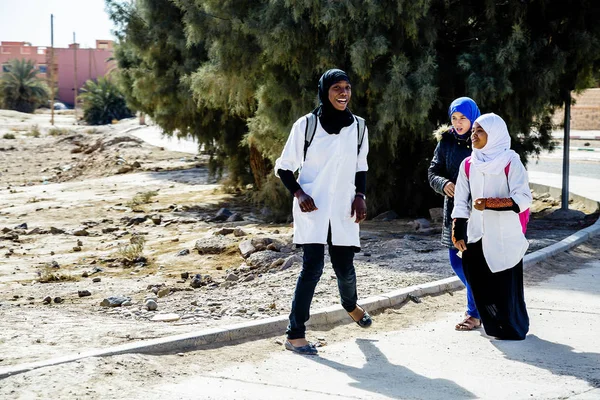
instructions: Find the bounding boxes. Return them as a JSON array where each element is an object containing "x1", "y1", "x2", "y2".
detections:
[
  {"x1": 274, "y1": 114, "x2": 369, "y2": 247},
  {"x1": 451, "y1": 152, "x2": 532, "y2": 272}
]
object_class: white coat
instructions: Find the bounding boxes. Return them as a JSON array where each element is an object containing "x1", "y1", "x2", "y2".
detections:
[
  {"x1": 274, "y1": 114, "x2": 369, "y2": 247},
  {"x1": 451, "y1": 152, "x2": 532, "y2": 272}
]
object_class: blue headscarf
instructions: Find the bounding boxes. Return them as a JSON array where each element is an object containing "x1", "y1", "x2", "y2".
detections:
[{"x1": 448, "y1": 97, "x2": 481, "y2": 128}]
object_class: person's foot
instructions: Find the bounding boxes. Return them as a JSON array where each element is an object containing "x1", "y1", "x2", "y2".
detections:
[
  {"x1": 284, "y1": 338, "x2": 318, "y2": 355},
  {"x1": 348, "y1": 305, "x2": 372, "y2": 328},
  {"x1": 287, "y1": 338, "x2": 310, "y2": 347},
  {"x1": 455, "y1": 315, "x2": 481, "y2": 331}
]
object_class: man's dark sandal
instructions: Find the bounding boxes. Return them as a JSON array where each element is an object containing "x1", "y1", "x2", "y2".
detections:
[{"x1": 284, "y1": 340, "x2": 318, "y2": 355}]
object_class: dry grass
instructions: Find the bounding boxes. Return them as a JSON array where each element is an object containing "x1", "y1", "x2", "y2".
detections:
[
  {"x1": 25, "y1": 124, "x2": 41, "y2": 138},
  {"x1": 117, "y1": 235, "x2": 146, "y2": 263},
  {"x1": 48, "y1": 127, "x2": 70, "y2": 136},
  {"x1": 38, "y1": 267, "x2": 79, "y2": 283},
  {"x1": 126, "y1": 190, "x2": 158, "y2": 210}
]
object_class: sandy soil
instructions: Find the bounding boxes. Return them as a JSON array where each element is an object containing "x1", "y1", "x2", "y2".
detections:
[{"x1": 0, "y1": 109, "x2": 598, "y2": 397}]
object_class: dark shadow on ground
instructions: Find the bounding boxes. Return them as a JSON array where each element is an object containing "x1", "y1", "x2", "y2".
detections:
[
  {"x1": 493, "y1": 334, "x2": 600, "y2": 389},
  {"x1": 309, "y1": 338, "x2": 476, "y2": 400}
]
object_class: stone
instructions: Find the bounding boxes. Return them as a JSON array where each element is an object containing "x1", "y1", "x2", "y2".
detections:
[
  {"x1": 213, "y1": 228, "x2": 234, "y2": 236},
  {"x1": 73, "y1": 246, "x2": 82, "y2": 252},
  {"x1": 50, "y1": 227, "x2": 65, "y2": 234},
  {"x1": 92, "y1": 277, "x2": 101, "y2": 283},
  {"x1": 102, "y1": 227, "x2": 119, "y2": 234},
  {"x1": 42, "y1": 296, "x2": 52, "y2": 304},
  {"x1": 225, "y1": 273, "x2": 239, "y2": 281},
  {"x1": 144, "y1": 299, "x2": 158, "y2": 311},
  {"x1": 176, "y1": 249, "x2": 190, "y2": 256},
  {"x1": 101, "y1": 296, "x2": 131, "y2": 307},
  {"x1": 429, "y1": 208, "x2": 443, "y2": 223},
  {"x1": 73, "y1": 229, "x2": 90, "y2": 237},
  {"x1": 180, "y1": 272, "x2": 189, "y2": 280},
  {"x1": 242, "y1": 275, "x2": 255, "y2": 282},
  {"x1": 81, "y1": 271, "x2": 89, "y2": 278},
  {"x1": 150, "y1": 313, "x2": 180, "y2": 322},
  {"x1": 15, "y1": 223, "x2": 28, "y2": 230},
  {"x1": 214, "y1": 208, "x2": 233, "y2": 221},
  {"x1": 226, "y1": 212, "x2": 244, "y2": 222},
  {"x1": 121, "y1": 300, "x2": 132, "y2": 307},
  {"x1": 266, "y1": 243, "x2": 280, "y2": 251},
  {"x1": 53, "y1": 297, "x2": 63, "y2": 304},
  {"x1": 280, "y1": 254, "x2": 303, "y2": 271},
  {"x1": 150, "y1": 214, "x2": 162, "y2": 225},
  {"x1": 373, "y1": 210, "x2": 399, "y2": 221},
  {"x1": 233, "y1": 228, "x2": 247, "y2": 237},
  {"x1": 412, "y1": 218, "x2": 431, "y2": 231},
  {"x1": 239, "y1": 239, "x2": 256, "y2": 258},
  {"x1": 190, "y1": 274, "x2": 203, "y2": 288},
  {"x1": 78, "y1": 290, "x2": 92, "y2": 297},
  {"x1": 195, "y1": 236, "x2": 235, "y2": 255},
  {"x1": 157, "y1": 287, "x2": 170, "y2": 298},
  {"x1": 247, "y1": 250, "x2": 283, "y2": 269}
]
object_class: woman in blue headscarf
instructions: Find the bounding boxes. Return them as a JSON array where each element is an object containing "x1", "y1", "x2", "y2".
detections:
[{"x1": 428, "y1": 97, "x2": 481, "y2": 331}]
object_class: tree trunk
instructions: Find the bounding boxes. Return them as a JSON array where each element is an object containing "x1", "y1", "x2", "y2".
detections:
[{"x1": 249, "y1": 143, "x2": 268, "y2": 190}]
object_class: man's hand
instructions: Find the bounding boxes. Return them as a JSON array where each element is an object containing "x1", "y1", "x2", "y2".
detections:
[
  {"x1": 351, "y1": 195, "x2": 367, "y2": 223},
  {"x1": 443, "y1": 181, "x2": 455, "y2": 198},
  {"x1": 294, "y1": 189, "x2": 318, "y2": 212},
  {"x1": 473, "y1": 198, "x2": 487, "y2": 211},
  {"x1": 454, "y1": 239, "x2": 467, "y2": 252}
]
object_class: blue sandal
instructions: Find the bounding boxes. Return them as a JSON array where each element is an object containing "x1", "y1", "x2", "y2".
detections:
[{"x1": 284, "y1": 340, "x2": 318, "y2": 355}]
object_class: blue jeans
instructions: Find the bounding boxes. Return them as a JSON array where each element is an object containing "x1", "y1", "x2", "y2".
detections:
[
  {"x1": 286, "y1": 243, "x2": 358, "y2": 339},
  {"x1": 449, "y1": 248, "x2": 479, "y2": 319}
]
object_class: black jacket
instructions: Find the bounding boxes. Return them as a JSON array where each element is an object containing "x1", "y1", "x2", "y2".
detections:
[{"x1": 428, "y1": 126, "x2": 472, "y2": 248}]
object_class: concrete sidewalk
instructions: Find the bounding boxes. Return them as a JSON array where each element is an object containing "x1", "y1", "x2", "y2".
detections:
[
  {"x1": 149, "y1": 260, "x2": 600, "y2": 400},
  {"x1": 143, "y1": 172, "x2": 600, "y2": 399},
  {"x1": 552, "y1": 130, "x2": 600, "y2": 140}
]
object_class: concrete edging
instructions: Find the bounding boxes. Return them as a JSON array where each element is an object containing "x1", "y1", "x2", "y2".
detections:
[{"x1": 2, "y1": 192, "x2": 599, "y2": 379}]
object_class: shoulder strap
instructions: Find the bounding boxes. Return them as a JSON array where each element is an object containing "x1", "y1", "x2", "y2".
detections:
[
  {"x1": 505, "y1": 162, "x2": 510, "y2": 176},
  {"x1": 303, "y1": 113, "x2": 318, "y2": 161},
  {"x1": 356, "y1": 116, "x2": 366, "y2": 155},
  {"x1": 465, "y1": 156, "x2": 471, "y2": 179}
]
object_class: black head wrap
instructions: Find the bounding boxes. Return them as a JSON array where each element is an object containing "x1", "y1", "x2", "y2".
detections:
[{"x1": 313, "y1": 69, "x2": 355, "y2": 135}]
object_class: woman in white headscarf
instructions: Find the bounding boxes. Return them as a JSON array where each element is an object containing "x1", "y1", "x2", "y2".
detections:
[{"x1": 451, "y1": 113, "x2": 532, "y2": 340}]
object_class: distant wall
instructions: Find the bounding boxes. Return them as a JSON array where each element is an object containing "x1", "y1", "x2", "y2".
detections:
[{"x1": 553, "y1": 89, "x2": 600, "y2": 130}]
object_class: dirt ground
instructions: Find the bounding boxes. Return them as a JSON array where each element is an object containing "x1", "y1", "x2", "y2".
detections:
[{"x1": 0, "y1": 109, "x2": 598, "y2": 397}]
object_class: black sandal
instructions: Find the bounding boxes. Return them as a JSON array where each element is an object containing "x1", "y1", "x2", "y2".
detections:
[{"x1": 349, "y1": 306, "x2": 372, "y2": 328}]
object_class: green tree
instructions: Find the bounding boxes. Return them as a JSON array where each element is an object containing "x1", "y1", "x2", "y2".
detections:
[
  {"x1": 108, "y1": 0, "x2": 600, "y2": 218},
  {"x1": 0, "y1": 58, "x2": 49, "y2": 113},
  {"x1": 79, "y1": 76, "x2": 134, "y2": 125},
  {"x1": 106, "y1": 0, "x2": 253, "y2": 186}
]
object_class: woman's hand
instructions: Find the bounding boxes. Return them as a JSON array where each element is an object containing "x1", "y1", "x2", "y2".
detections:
[
  {"x1": 443, "y1": 182, "x2": 455, "y2": 197},
  {"x1": 351, "y1": 195, "x2": 367, "y2": 223},
  {"x1": 294, "y1": 189, "x2": 318, "y2": 212},
  {"x1": 454, "y1": 239, "x2": 467, "y2": 252},
  {"x1": 473, "y1": 198, "x2": 487, "y2": 211}
]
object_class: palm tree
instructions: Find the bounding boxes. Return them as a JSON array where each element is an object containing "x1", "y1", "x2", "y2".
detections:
[
  {"x1": 79, "y1": 76, "x2": 133, "y2": 125},
  {"x1": 0, "y1": 59, "x2": 50, "y2": 113}
]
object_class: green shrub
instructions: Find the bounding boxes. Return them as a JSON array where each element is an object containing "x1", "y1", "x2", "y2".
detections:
[
  {"x1": 79, "y1": 77, "x2": 134, "y2": 125},
  {"x1": 0, "y1": 59, "x2": 49, "y2": 113},
  {"x1": 48, "y1": 127, "x2": 70, "y2": 136},
  {"x1": 2, "y1": 133, "x2": 16, "y2": 139}
]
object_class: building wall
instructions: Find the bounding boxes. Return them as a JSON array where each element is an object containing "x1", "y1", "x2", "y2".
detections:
[
  {"x1": 0, "y1": 41, "x2": 48, "y2": 78},
  {"x1": 53, "y1": 44, "x2": 116, "y2": 106},
  {"x1": 0, "y1": 40, "x2": 115, "y2": 106}
]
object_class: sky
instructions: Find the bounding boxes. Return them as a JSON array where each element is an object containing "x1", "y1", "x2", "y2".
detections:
[{"x1": 0, "y1": 0, "x2": 117, "y2": 49}]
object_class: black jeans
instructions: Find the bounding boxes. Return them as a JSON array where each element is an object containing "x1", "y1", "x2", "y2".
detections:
[{"x1": 286, "y1": 243, "x2": 358, "y2": 340}]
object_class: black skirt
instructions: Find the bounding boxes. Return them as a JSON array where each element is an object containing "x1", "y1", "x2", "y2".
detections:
[{"x1": 462, "y1": 240, "x2": 529, "y2": 340}]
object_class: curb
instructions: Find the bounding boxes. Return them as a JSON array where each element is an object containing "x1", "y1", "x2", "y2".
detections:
[
  {"x1": 2, "y1": 194, "x2": 599, "y2": 379},
  {"x1": 554, "y1": 146, "x2": 600, "y2": 152}
]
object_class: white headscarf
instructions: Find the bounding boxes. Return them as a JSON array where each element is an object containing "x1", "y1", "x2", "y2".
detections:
[{"x1": 471, "y1": 113, "x2": 516, "y2": 175}]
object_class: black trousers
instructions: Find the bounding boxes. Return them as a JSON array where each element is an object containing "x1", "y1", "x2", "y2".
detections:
[{"x1": 462, "y1": 240, "x2": 529, "y2": 340}]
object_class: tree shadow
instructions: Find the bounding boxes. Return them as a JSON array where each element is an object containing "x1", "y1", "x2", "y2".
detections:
[
  {"x1": 309, "y1": 338, "x2": 476, "y2": 400},
  {"x1": 493, "y1": 334, "x2": 600, "y2": 388}
]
